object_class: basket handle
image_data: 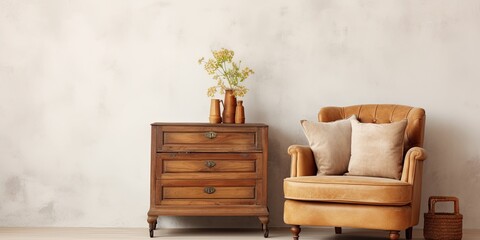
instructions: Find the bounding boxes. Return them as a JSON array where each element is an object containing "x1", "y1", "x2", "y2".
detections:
[{"x1": 428, "y1": 196, "x2": 460, "y2": 214}]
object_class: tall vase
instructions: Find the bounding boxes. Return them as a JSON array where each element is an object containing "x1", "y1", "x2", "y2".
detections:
[
  {"x1": 235, "y1": 100, "x2": 245, "y2": 124},
  {"x1": 222, "y1": 90, "x2": 237, "y2": 124}
]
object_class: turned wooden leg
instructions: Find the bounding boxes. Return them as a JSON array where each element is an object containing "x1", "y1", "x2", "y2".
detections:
[
  {"x1": 258, "y1": 216, "x2": 269, "y2": 238},
  {"x1": 290, "y1": 225, "x2": 301, "y2": 240},
  {"x1": 147, "y1": 215, "x2": 158, "y2": 238},
  {"x1": 406, "y1": 227, "x2": 413, "y2": 240},
  {"x1": 335, "y1": 227, "x2": 342, "y2": 234},
  {"x1": 389, "y1": 230, "x2": 400, "y2": 240}
]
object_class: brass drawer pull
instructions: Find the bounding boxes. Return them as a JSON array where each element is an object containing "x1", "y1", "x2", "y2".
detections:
[
  {"x1": 204, "y1": 187, "x2": 216, "y2": 194},
  {"x1": 205, "y1": 160, "x2": 216, "y2": 168},
  {"x1": 204, "y1": 131, "x2": 217, "y2": 139}
]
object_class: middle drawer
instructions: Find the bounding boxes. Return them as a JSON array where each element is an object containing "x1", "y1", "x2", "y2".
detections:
[{"x1": 156, "y1": 153, "x2": 263, "y2": 180}]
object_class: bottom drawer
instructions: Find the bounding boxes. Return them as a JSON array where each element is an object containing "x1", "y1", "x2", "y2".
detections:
[
  {"x1": 156, "y1": 179, "x2": 258, "y2": 205},
  {"x1": 164, "y1": 186, "x2": 254, "y2": 199}
]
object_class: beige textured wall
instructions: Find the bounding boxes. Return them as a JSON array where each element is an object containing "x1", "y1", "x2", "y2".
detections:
[{"x1": 1, "y1": 0, "x2": 480, "y2": 229}]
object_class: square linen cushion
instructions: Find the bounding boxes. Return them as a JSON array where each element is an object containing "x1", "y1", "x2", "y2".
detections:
[
  {"x1": 301, "y1": 116, "x2": 355, "y2": 175},
  {"x1": 347, "y1": 118, "x2": 407, "y2": 180}
]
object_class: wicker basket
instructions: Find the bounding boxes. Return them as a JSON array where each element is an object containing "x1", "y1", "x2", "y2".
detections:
[{"x1": 424, "y1": 196, "x2": 463, "y2": 240}]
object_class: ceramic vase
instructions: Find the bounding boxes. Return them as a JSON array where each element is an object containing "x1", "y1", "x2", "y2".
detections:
[
  {"x1": 222, "y1": 90, "x2": 237, "y2": 123},
  {"x1": 209, "y1": 99, "x2": 222, "y2": 123},
  {"x1": 235, "y1": 100, "x2": 245, "y2": 124}
]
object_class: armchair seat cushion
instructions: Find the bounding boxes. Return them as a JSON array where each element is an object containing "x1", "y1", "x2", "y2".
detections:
[{"x1": 284, "y1": 175, "x2": 412, "y2": 206}]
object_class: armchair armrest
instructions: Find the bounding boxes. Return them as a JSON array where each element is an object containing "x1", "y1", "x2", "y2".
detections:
[
  {"x1": 400, "y1": 147, "x2": 428, "y2": 184},
  {"x1": 400, "y1": 147, "x2": 427, "y2": 225},
  {"x1": 287, "y1": 145, "x2": 317, "y2": 177}
]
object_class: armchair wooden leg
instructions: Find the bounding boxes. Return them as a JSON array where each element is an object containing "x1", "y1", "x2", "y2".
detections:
[
  {"x1": 406, "y1": 227, "x2": 413, "y2": 239},
  {"x1": 334, "y1": 227, "x2": 342, "y2": 234},
  {"x1": 389, "y1": 230, "x2": 400, "y2": 240},
  {"x1": 290, "y1": 225, "x2": 301, "y2": 240}
]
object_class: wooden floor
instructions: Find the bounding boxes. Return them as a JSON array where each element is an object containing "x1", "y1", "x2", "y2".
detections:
[{"x1": 0, "y1": 227, "x2": 476, "y2": 240}]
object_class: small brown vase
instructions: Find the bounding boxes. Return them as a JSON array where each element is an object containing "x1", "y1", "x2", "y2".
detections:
[
  {"x1": 222, "y1": 90, "x2": 237, "y2": 124},
  {"x1": 209, "y1": 99, "x2": 222, "y2": 123},
  {"x1": 235, "y1": 100, "x2": 245, "y2": 124}
]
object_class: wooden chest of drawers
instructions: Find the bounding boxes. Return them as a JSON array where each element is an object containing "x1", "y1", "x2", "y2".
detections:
[{"x1": 147, "y1": 123, "x2": 269, "y2": 238}]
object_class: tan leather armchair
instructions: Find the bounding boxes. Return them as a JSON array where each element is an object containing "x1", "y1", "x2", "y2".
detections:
[{"x1": 283, "y1": 104, "x2": 427, "y2": 240}]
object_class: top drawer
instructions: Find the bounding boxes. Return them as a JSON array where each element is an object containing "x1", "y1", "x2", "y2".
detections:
[{"x1": 153, "y1": 124, "x2": 267, "y2": 152}]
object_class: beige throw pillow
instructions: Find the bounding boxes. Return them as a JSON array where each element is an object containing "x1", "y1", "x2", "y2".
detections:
[
  {"x1": 347, "y1": 118, "x2": 407, "y2": 179},
  {"x1": 301, "y1": 116, "x2": 355, "y2": 175}
]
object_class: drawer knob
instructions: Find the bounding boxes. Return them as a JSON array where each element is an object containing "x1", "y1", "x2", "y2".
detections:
[
  {"x1": 204, "y1": 187, "x2": 216, "y2": 194},
  {"x1": 205, "y1": 160, "x2": 216, "y2": 168},
  {"x1": 204, "y1": 131, "x2": 217, "y2": 139}
]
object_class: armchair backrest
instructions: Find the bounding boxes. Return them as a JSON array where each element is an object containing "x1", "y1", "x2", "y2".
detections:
[{"x1": 318, "y1": 104, "x2": 426, "y2": 151}]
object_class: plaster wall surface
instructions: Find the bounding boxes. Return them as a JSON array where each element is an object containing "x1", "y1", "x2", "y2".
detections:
[{"x1": 1, "y1": 0, "x2": 480, "y2": 229}]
